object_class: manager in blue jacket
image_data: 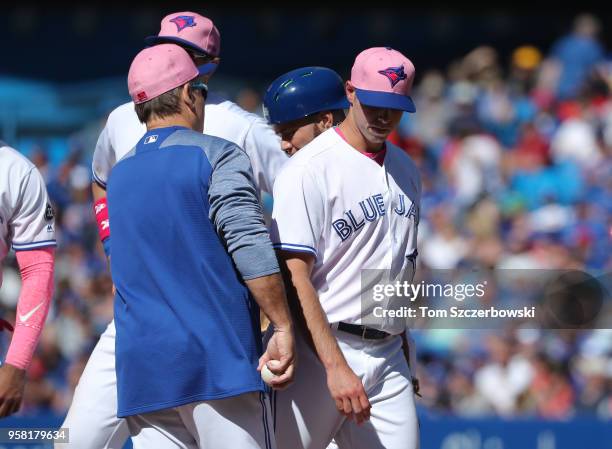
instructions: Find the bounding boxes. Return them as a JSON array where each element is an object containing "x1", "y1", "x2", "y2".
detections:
[{"x1": 107, "y1": 43, "x2": 295, "y2": 449}]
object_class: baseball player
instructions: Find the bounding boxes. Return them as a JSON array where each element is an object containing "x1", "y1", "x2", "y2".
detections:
[
  {"x1": 59, "y1": 12, "x2": 287, "y2": 449},
  {"x1": 263, "y1": 67, "x2": 349, "y2": 156},
  {"x1": 263, "y1": 65, "x2": 421, "y2": 412},
  {"x1": 0, "y1": 142, "x2": 55, "y2": 417},
  {"x1": 270, "y1": 47, "x2": 421, "y2": 449},
  {"x1": 108, "y1": 43, "x2": 294, "y2": 448}
]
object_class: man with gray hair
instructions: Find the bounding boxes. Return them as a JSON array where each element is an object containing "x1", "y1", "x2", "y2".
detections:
[{"x1": 108, "y1": 43, "x2": 294, "y2": 449}]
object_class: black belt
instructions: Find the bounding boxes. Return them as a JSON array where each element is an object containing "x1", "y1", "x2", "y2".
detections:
[{"x1": 334, "y1": 322, "x2": 391, "y2": 340}]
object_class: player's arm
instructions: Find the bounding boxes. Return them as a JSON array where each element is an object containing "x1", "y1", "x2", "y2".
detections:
[
  {"x1": 277, "y1": 250, "x2": 371, "y2": 423},
  {"x1": 91, "y1": 123, "x2": 114, "y2": 261},
  {"x1": 0, "y1": 248, "x2": 55, "y2": 418},
  {"x1": 271, "y1": 165, "x2": 370, "y2": 423},
  {"x1": 244, "y1": 275, "x2": 294, "y2": 389},
  {"x1": 403, "y1": 162, "x2": 422, "y2": 397},
  {"x1": 0, "y1": 168, "x2": 56, "y2": 418},
  {"x1": 401, "y1": 330, "x2": 420, "y2": 397},
  {"x1": 208, "y1": 142, "x2": 294, "y2": 388},
  {"x1": 92, "y1": 182, "x2": 111, "y2": 262}
]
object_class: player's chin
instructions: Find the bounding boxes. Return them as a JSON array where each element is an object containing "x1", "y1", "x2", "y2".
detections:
[
  {"x1": 366, "y1": 133, "x2": 388, "y2": 145},
  {"x1": 367, "y1": 126, "x2": 391, "y2": 141}
]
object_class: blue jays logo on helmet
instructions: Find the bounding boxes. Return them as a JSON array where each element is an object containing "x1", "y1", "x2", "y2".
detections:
[
  {"x1": 378, "y1": 66, "x2": 407, "y2": 87},
  {"x1": 170, "y1": 15, "x2": 197, "y2": 32}
]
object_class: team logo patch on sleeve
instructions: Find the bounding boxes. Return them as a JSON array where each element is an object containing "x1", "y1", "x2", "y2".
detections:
[
  {"x1": 378, "y1": 66, "x2": 407, "y2": 87},
  {"x1": 170, "y1": 15, "x2": 196, "y2": 32},
  {"x1": 45, "y1": 203, "x2": 55, "y2": 221}
]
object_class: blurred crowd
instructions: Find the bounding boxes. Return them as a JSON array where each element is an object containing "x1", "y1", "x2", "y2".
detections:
[
  {"x1": 0, "y1": 13, "x2": 611, "y2": 420},
  {"x1": 401, "y1": 13, "x2": 612, "y2": 420}
]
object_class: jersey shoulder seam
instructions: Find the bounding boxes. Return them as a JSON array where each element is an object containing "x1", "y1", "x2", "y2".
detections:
[{"x1": 160, "y1": 130, "x2": 244, "y2": 169}]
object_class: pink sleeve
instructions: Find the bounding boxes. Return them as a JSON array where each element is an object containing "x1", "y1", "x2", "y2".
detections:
[{"x1": 5, "y1": 248, "x2": 55, "y2": 370}]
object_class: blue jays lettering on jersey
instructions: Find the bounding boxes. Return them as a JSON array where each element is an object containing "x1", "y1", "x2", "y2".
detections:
[
  {"x1": 332, "y1": 192, "x2": 420, "y2": 242},
  {"x1": 107, "y1": 126, "x2": 266, "y2": 417},
  {"x1": 332, "y1": 193, "x2": 384, "y2": 242}
]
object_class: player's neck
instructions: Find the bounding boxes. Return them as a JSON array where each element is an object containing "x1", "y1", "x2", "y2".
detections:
[
  {"x1": 146, "y1": 115, "x2": 200, "y2": 133},
  {"x1": 338, "y1": 119, "x2": 384, "y2": 154}
]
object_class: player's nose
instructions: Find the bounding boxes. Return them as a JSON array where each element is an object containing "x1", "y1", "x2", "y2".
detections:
[
  {"x1": 281, "y1": 140, "x2": 295, "y2": 155},
  {"x1": 377, "y1": 109, "x2": 392, "y2": 123}
]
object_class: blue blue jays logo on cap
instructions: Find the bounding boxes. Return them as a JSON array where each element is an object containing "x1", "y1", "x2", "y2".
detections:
[
  {"x1": 170, "y1": 15, "x2": 197, "y2": 32},
  {"x1": 378, "y1": 66, "x2": 407, "y2": 88}
]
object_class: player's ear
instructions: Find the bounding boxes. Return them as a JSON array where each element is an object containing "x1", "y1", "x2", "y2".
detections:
[
  {"x1": 181, "y1": 83, "x2": 197, "y2": 114},
  {"x1": 316, "y1": 111, "x2": 334, "y2": 131},
  {"x1": 345, "y1": 81, "x2": 355, "y2": 106},
  {"x1": 181, "y1": 83, "x2": 191, "y2": 102}
]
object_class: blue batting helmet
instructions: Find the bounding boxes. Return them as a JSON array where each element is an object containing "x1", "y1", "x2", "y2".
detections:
[{"x1": 263, "y1": 67, "x2": 349, "y2": 125}]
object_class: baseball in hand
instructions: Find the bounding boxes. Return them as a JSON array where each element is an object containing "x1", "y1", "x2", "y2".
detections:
[{"x1": 261, "y1": 361, "x2": 280, "y2": 384}]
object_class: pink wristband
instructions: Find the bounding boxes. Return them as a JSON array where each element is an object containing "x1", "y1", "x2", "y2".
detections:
[{"x1": 94, "y1": 197, "x2": 110, "y2": 242}]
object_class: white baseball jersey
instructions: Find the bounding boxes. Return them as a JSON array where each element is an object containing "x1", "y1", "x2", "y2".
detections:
[
  {"x1": 0, "y1": 143, "x2": 56, "y2": 285},
  {"x1": 92, "y1": 93, "x2": 287, "y2": 194},
  {"x1": 271, "y1": 128, "x2": 421, "y2": 335}
]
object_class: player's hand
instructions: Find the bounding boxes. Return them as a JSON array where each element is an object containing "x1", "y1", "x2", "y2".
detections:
[
  {"x1": 326, "y1": 363, "x2": 371, "y2": 425},
  {"x1": 412, "y1": 377, "x2": 421, "y2": 397},
  {"x1": 258, "y1": 326, "x2": 295, "y2": 390},
  {"x1": 0, "y1": 319, "x2": 14, "y2": 333},
  {"x1": 0, "y1": 364, "x2": 26, "y2": 418}
]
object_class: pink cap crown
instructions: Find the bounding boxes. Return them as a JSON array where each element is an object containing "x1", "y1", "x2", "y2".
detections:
[
  {"x1": 144, "y1": 11, "x2": 221, "y2": 58},
  {"x1": 128, "y1": 44, "x2": 199, "y2": 104},
  {"x1": 350, "y1": 47, "x2": 416, "y2": 112}
]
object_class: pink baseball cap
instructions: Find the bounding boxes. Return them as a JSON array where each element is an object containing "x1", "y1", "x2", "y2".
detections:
[
  {"x1": 144, "y1": 11, "x2": 221, "y2": 74},
  {"x1": 128, "y1": 44, "x2": 199, "y2": 104},
  {"x1": 350, "y1": 47, "x2": 416, "y2": 112}
]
